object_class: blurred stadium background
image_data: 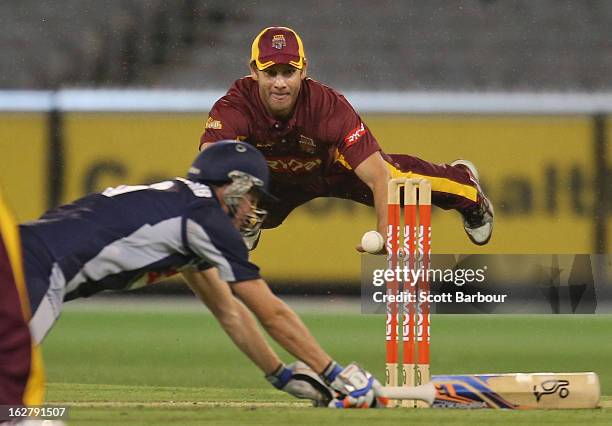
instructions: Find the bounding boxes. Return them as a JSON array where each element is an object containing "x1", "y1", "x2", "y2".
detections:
[
  {"x1": 1, "y1": 0, "x2": 611, "y2": 294},
  {"x1": 1, "y1": 0, "x2": 610, "y2": 90}
]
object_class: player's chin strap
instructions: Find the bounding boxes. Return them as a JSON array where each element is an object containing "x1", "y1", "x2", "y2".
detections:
[{"x1": 224, "y1": 170, "x2": 268, "y2": 237}]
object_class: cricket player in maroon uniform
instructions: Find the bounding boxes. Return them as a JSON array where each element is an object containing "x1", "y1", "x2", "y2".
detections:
[
  {"x1": 200, "y1": 26, "x2": 494, "y2": 251},
  {"x1": 0, "y1": 188, "x2": 45, "y2": 408}
]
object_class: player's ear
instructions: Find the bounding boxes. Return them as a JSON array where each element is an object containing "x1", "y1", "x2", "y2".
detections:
[
  {"x1": 249, "y1": 62, "x2": 259, "y2": 81},
  {"x1": 300, "y1": 59, "x2": 308, "y2": 80}
]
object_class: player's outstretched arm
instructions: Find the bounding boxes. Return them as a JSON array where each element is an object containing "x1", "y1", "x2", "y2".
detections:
[
  {"x1": 182, "y1": 269, "x2": 334, "y2": 405},
  {"x1": 354, "y1": 152, "x2": 390, "y2": 252},
  {"x1": 234, "y1": 279, "x2": 386, "y2": 408},
  {"x1": 182, "y1": 268, "x2": 281, "y2": 374},
  {"x1": 233, "y1": 278, "x2": 332, "y2": 373}
]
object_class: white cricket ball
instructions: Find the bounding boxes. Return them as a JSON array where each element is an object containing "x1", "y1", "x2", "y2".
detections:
[{"x1": 361, "y1": 230, "x2": 384, "y2": 254}]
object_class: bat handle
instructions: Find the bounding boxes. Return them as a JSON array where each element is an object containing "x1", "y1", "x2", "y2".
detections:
[{"x1": 380, "y1": 382, "x2": 436, "y2": 405}]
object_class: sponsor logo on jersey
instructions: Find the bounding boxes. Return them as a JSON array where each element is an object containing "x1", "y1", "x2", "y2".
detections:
[
  {"x1": 272, "y1": 34, "x2": 286, "y2": 50},
  {"x1": 344, "y1": 122, "x2": 367, "y2": 147},
  {"x1": 255, "y1": 141, "x2": 275, "y2": 149},
  {"x1": 267, "y1": 157, "x2": 322, "y2": 173},
  {"x1": 205, "y1": 116, "x2": 223, "y2": 130},
  {"x1": 298, "y1": 135, "x2": 317, "y2": 154}
]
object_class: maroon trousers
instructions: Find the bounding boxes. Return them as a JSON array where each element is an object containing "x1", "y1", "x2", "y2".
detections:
[
  {"x1": 0, "y1": 229, "x2": 33, "y2": 405},
  {"x1": 262, "y1": 153, "x2": 479, "y2": 228}
]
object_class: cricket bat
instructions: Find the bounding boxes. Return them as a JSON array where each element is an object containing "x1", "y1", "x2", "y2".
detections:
[{"x1": 381, "y1": 372, "x2": 600, "y2": 409}]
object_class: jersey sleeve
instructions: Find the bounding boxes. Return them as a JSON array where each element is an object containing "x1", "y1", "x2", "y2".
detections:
[
  {"x1": 328, "y1": 95, "x2": 381, "y2": 169},
  {"x1": 184, "y1": 204, "x2": 260, "y2": 283},
  {"x1": 199, "y1": 99, "x2": 249, "y2": 148}
]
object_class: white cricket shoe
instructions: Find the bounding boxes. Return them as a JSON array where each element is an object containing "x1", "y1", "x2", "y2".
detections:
[{"x1": 451, "y1": 159, "x2": 494, "y2": 245}]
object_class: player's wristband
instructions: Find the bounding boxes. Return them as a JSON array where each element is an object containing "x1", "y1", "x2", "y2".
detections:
[
  {"x1": 321, "y1": 360, "x2": 343, "y2": 384},
  {"x1": 265, "y1": 363, "x2": 293, "y2": 389}
]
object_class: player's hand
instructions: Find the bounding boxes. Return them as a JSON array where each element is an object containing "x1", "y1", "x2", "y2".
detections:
[
  {"x1": 355, "y1": 243, "x2": 386, "y2": 255},
  {"x1": 266, "y1": 361, "x2": 334, "y2": 406},
  {"x1": 322, "y1": 362, "x2": 386, "y2": 408}
]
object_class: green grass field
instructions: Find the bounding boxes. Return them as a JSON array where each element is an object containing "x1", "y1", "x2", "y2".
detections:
[{"x1": 42, "y1": 303, "x2": 612, "y2": 425}]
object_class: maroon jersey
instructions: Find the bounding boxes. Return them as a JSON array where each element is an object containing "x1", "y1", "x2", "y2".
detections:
[
  {"x1": 200, "y1": 77, "x2": 381, "y2": 188},
  {"x1": 200, "y1": 77, "x2": 479, "y2": 229}
]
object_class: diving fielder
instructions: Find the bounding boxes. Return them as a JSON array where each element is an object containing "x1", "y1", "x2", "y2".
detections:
[
  {"x1": 201, "y1": 26, "x2": 494, "y2": 250},
  {"x1": 1, "y1": 141, "x2": 382, "y2": 408}
]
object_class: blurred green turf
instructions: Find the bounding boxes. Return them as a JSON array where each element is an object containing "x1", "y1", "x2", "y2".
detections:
[
  {"x1": 55, "y1": 404, "x2": 612, "y2": 426},
  {"x1": 42, "y1": 309, "x2": 612, "y2": 425}
]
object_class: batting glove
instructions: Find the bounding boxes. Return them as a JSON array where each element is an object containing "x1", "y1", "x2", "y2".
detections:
[
  {"x1": 322, "y1": 361, "x2": 386, "y2": 408},
  {"x1": 266, "y1": 361, "x2": 334, "y2": 406}
]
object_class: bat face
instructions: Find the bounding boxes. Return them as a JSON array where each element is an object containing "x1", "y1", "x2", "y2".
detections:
[
  {"x1": 431, "y1": 373, "x2": 599, "y2": 409},
  {"x1": 433, "y1": 375, "x2": 516, "y2": 409},
  {"x1": 380, "y1": 372, "x2": 600, "y2": 409}
]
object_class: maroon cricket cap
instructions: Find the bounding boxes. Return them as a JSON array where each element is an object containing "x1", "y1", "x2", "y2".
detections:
[{"x1": 250, "y1": 27, "x2": 306, "y2": 70}]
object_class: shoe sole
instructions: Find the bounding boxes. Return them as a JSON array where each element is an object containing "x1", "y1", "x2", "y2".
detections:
[
  {"x1": 467, "y1": 221, "x2": 493, "y2": 246},
  {"x1": 451, "y1": 159, "x2": 480, "y2": 181},
  {"x1": 451, "y1": 159, "x2": 494, "y2": 245}
]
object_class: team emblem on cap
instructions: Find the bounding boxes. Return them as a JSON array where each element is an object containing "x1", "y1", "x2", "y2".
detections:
[
  {"x1": 272, "y1": 34, "x2": 286, "y2": 50},
  {"x1": 205, "y1": 116, "x2": 222, "y2": 130}
]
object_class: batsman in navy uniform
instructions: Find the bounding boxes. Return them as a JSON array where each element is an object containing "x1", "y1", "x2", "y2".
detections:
[
  {"x1": 8, "y1": 141, "x2": 384, "y2": 408},
  {"x1": 201, "y1": 27, "x2": 494, "y2": 251}
]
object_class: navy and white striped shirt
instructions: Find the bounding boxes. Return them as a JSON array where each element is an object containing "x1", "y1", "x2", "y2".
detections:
[{"x1": 20, "y1": 178, "x2": 260, "y2": 307}]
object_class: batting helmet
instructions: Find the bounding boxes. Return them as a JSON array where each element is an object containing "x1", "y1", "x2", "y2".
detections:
[{"x1": 188, "y1": 140, "x2": 276, "y2": 202}]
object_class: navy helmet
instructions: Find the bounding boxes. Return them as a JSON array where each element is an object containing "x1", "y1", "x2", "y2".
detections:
[{"x1": 188, "y1": 140, "x2": 276, "y2": 202}]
